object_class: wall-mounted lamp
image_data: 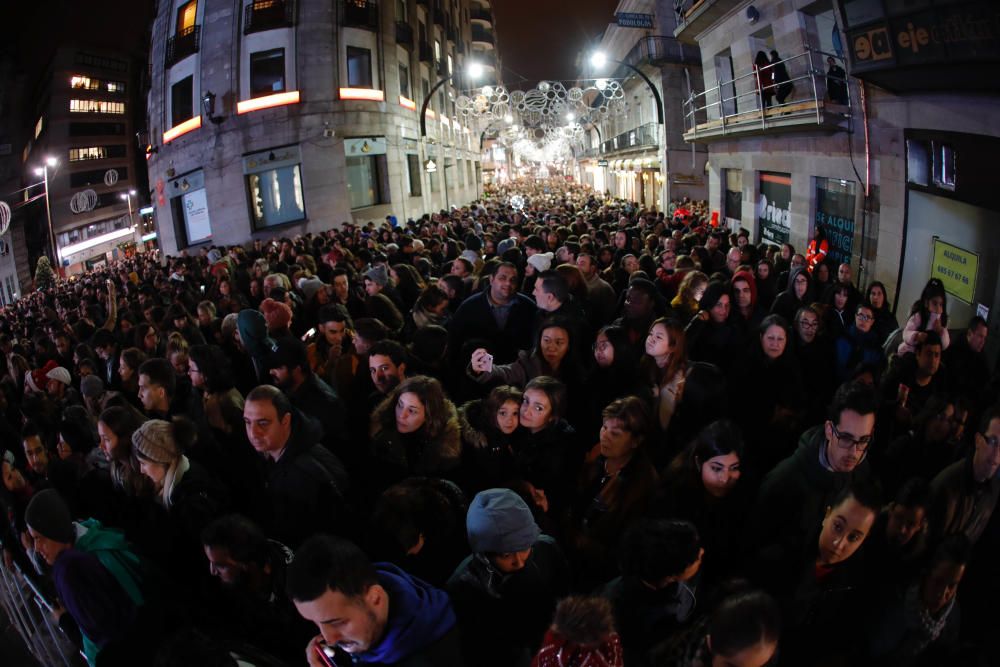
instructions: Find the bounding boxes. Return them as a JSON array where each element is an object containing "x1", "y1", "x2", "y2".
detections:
[{"x1": 202, "y1": 91, "x2": 224, "y2": 124}]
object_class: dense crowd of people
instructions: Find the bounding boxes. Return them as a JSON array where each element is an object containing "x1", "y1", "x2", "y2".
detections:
[{"x1": 1, "y1": 179, "x2": 998, "y2": 667}]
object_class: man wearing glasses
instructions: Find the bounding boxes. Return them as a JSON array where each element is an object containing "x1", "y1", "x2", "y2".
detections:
[
  {"x1": 752, "y1": 381, "x2": 876, "y2": 566},
  {"x1": 928, "y1": 406, "x2": 1000, "y2": 546}
]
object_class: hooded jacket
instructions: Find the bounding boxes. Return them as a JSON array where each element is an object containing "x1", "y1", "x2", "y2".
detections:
[
  {"x1": 370, "y1": 401, "x2": 462, "y2": 488},
  {"x1": 357, "y1": 563, "x2": 462, "y2": 666},
  {"x1": 237, "y1": 309, "x2": 276, "y2": 383},
  {"x1": 458, "y1": 399, "x2": 518, "y2": 492},
  {"x1": 770, "y1": 266, "x2": 811, "y2": 323},
  {"x1": 448, "y1": 493, "x2": 567, "y2": 667}
]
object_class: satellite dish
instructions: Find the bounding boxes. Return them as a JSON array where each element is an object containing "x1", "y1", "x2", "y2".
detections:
[{"x1": 746, "y1": 6, "x2": 759, "y2": 23}]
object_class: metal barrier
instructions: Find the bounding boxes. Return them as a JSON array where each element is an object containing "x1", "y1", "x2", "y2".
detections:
[
  {"x1": 0, "y1": 554, "x2": 85, "y2": 666},
  {"x1": 682, "y1": 46, "x2": 852, "y2": 138}
]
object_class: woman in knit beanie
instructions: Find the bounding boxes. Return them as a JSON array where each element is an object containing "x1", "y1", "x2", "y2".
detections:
[
  {"x1": 533, "y1": 596, "x2": 623, "y2": 667},
  {"x1": 133, "y1": 419, "x2": 189, "y2": 508}
]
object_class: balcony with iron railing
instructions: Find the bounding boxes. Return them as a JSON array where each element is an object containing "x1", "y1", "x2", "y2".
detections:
[
  {"x1": 341, "y1": 0, "x2": 378, "y2": 31},
  {"x1": 471, "y1": 25, "x2": 494, "y2": 47},
  {"x1": 396, "y1": 21, "x2": 413, "y2": 48},
  {"x1": 165, "y1": 25, "x2": 200, "y2": 68},
  {"x1": 682, "y1": 47, "x2": 853, "y2": 143},
  {"x1": 244, "y1": 0, "x2": 295, "y2": 34},
  {"x1": 672, "y1": 0, "x2": 744, "y2": 45},
  {"x1": 622, "y1": 35, "x2": 700, "y2": 70},
  {"x1": 600, "y1": 122, "x2": 659, "y2": 154},
  {"x1": 470, "y1": 7, "x2": 492, "y2": 23}
]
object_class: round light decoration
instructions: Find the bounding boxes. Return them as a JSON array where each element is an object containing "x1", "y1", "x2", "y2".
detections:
[
  {"x1": 509, "y1": 194, "x2": 526, "y2": 211},
  {"x1": 0, "y1": 201, "x2": 10, "y2": 236}
]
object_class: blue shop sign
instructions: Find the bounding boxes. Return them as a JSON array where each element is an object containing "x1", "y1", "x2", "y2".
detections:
[{"x1": 616, "y1": 12, "x2": 654, "y2": 29}]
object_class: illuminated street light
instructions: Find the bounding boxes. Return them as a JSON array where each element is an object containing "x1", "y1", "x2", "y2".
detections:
[
  {"x1": 421, "y1": 61, "x2": 486, "y2": 139},
  {"x1": 35, "y1": 157, "x2": 59, "y2": 267},
  {"x1": 590, "y1": 51, "x2": 607, "y2": 68}
]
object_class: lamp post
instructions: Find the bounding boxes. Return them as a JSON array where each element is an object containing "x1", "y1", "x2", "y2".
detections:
[
  {"x1": 120, "y1": 189, "x2": 138, "y2": 254},
  {"x1": 420, "y1": 61, "x2": 485, "y2": 139},
  {"x1": 33, "y1": 156, "x2": 59, "y2": 268},
  {"x1": 591, "y1": 51, "x2": 668, "y2": 210},
  {"x1": 420, "y1": 62, "x2": 484, "y2": 210}
]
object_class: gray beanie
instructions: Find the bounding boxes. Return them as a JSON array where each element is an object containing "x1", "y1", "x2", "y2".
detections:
[
  {"x1": 80, "y1": 374, "x2": 105, "y2": 399},
  {"x1": 299, "y1": 276, "x2": 326, "y2": 303},
  {"x1": 466, "y1": 488, "x2": 541, "y2": 554},
  {"x1": 364, "y1": 264, "x2": 389, "y2": 287},
  {"x1": 132, "y1": 420, "x2": 180, "y2": 465},
  {"x1": 25, "y1": 489, "x2": 75, "y2": 544}
]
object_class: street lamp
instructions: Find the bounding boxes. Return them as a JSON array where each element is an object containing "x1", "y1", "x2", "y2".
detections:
[
  {"x1": 33, "y1": 156, "x2": 59, "y2": 267},
  {"x1": 420, "y1": 62, "x2": 485, "y2": 139},
  {"x1": 120, "y1": 189, "x2": 137, "y2": 229}
]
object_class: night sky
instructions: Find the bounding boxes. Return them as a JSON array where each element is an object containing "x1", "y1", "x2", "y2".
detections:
[
  {"x1": 0, "y1": 0, "x2": 155, "y2": 82},
  {"x1": 492, "y1": 0, "x2": 619, "y2": 89},
  {"x1": 0, "y1": 0, "x2": 617, "y2": 93}
]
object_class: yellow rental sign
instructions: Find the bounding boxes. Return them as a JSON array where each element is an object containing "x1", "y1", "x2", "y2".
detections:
[{"x1": 931, "y1": 239, "x2": 978, "y2": 304}]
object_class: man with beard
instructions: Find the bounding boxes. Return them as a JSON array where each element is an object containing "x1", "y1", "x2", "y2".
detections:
[
  {"x1": 448, "y1": 262, "x2": 536, "y2": 366},
  {"x1": 201, "y1": 514, "x2": 314, "y2": 664},
  {"x1": 268, "y1": 338, "x2": 347, "y2": 458},
  {"x1": 752, "y1": 381, "x2": 876, "y2": 570},
  {"x1": 367, "y1": 341, "x2": 408, "y2": 397}
]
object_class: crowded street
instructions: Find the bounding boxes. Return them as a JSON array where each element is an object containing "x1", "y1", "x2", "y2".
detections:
[{"x1": 2, "y1": 0, "x2": 1000, "y2": 666}]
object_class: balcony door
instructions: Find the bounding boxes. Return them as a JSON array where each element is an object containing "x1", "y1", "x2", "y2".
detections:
[{"x1": 177, "y1": 0, "x2": 198, "y2": 34}]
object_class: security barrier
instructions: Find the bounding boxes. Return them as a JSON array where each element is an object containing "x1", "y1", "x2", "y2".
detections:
[{"x1": 0, "y1": 554, "x2": 85, "y2": 667}]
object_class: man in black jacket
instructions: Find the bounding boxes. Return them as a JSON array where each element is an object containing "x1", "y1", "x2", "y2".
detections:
[
  {"x1": 448, "y1": 262, "x2": 535, "y2": 366},
  {"x1": 752, "y1": 381, "x2": 876, "y2": 569},
  {"x1": 243, "y1": 385, "x2": 351, "y2": 548},
  {"x1": 267, "y1": 337, "x2": 347, "y2": 457}
]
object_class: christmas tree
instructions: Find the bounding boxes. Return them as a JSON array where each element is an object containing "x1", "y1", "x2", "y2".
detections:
[{"x1": 34, "y1": 255, "x2": 56, "y2": 291}]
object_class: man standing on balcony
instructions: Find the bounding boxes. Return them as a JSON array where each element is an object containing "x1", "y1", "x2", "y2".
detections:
[{"x1": 827, "y1": 56, "x2": 848, "y2": 104}]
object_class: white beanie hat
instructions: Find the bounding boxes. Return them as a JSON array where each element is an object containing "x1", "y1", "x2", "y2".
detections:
[{"x1": 527, "y1": 251, "x2": 554, "y2": 273}]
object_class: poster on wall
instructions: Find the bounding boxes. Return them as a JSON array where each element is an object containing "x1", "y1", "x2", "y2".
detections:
[
  {"x1": 931, "y1": 238, "x2": 978, "y2": 304},
  {"x1": 758, "y1": 172, "x2": 791, "y2": 245},
  {"x1": 815, "y1": 177, "x2": 857, "y2": 266},
  {"x1": 183, "y1": 188, "x2": 212, "y2": 244}
]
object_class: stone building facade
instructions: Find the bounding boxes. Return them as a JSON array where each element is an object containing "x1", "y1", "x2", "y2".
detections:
[
  {"x1": 674, "y1": 0, "x2": 1000, "y2": 354},
  {"x1": 146, "y1": 0, "x2": 500, "y2": 255}
]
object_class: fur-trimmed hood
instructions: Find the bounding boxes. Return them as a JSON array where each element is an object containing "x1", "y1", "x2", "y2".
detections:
[
  {"x1": 372, "y1": 401, "x2": 462, "y2": 476},
  {"x1": 458, "y1": 399, "x2": 490, "y2": 449}
]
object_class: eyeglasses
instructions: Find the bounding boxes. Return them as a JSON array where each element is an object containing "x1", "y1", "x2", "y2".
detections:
[
  {"x1": 798, "y1": 320, "x2": 819, "y2": 330},
  {"x1": 829, "y1": 422, "x2": 872, "y2": 452},
  {"x1": 856, "y1": 313, "x2": 873, "y2": 322}
]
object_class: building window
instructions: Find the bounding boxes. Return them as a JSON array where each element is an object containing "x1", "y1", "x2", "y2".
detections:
[
  {"x1": 177, "y1": 0, "x2": 198, "y2": 33},
  {"x1": 250, "y1": 48, "x2": 286, "y2": 97},
  {"x1": 347, "y1": 46, "x2": 373, "y2": 88},
  {"x1": 75, "y1": 52, "x2": 128, "y2": 72},
  {"x1": 247, "y1": 164, "x2": 306, "y2": 228},
  {"x1": 171, "y1": 76, "x2": 194, "y2": 127},
  {"x1": 434, "y1": 39, "x2": 441, "y2": 65},
  {"x1": 429, "y1": 164, "x2": 439, "y2": 192},
  {"x1": 932, "y1": 142, "x2": 956, "y2": 190},
  {"x1": 447, "y1": 54, "x2": 453, "y2": 76},
  {"x1": 69, "y1": 99, "x2": 126, "y2": 114},
  {"x1": 396, "y1": 0, "x2": 407, "y2": 21},
  {"x1": 34, "y1": 116, "x2": 44, "y2": 139},
  {"x1": 69, "y1": 145, "x2": 127, "y2": 162},
  {"x1": 399, "y1": 63, "x2": 410, "y2": 97},
  {"x1": 406, "y1": 154, "x2": 422, "y2": 196},
  {"x1": 71, "y1": 75, "x2": 126, "y2": 93},
  {"x1": 346, "y1": 155, "x2": 387, "y2": 208},
  {"x1": 457, "y1": 158, "x2": 464, "y2": 186},
  {"x1": 422, "y1": 78, "x2": 430, "y2": 102}
]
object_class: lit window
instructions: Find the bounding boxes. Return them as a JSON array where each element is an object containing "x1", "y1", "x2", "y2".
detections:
[
  {"x1": 34, "y1": 116, "x2": 44, "y2": 139},
  {"x1": 69, "y1": 147, "x2": 107, "y2": 161},
  {"x1": 69, "y1": 99, "x2": 125, "y2": 114},
  {"x1": 177, "y1": 0, "x2": 198, "y2": 33},
  {"x1": 247, "y1": 164, "x2": 306, "y2": 227}
]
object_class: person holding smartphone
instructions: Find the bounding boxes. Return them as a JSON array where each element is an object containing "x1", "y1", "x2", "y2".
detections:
[{"x1": 288, "y1": 535, "x2": 463, "y2": 667}]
